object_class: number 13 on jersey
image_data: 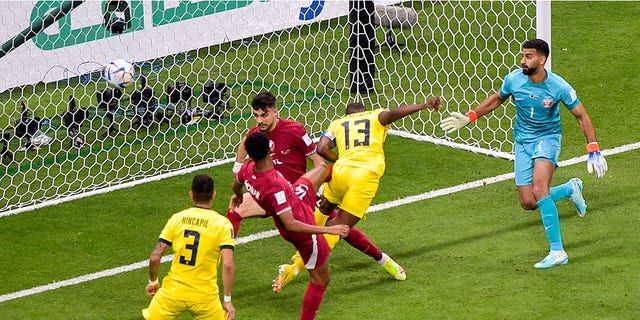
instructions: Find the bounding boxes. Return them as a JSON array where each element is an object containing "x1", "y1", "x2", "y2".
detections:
[{"x1": 341, "y1": 119, "x2": 370, "y2": 149}]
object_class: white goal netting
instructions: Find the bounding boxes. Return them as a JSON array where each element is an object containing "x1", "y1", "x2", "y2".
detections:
[{"x1": 0, "y1": 1, "x2": 543, "y2": 215}]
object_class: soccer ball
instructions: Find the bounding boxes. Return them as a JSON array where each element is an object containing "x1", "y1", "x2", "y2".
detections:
[{"x1": 103, "y1": 59, "x2": 134, "y2": 88}]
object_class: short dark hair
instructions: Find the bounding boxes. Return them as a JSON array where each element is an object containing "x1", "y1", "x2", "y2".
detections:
[
  {"x1": 191, "y1": 174, "x2": 214, "y2": 202},
  {"x1": 251, "y1": 91, "x2": 276, "y2": 112},
  {"x1": 346, "y1": 102, "x2": 365, "y2": 115},
  {"x1": 523, "y1": 39, "x2": 549, "y2": 58},
  {"x1": 245, "y1": 132, "x2": 270, "y2": 161}
]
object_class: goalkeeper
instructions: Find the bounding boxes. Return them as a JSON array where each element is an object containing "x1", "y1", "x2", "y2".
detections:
[{"x1": 440, "y1": 39, "x2": 607, "y2": 269}]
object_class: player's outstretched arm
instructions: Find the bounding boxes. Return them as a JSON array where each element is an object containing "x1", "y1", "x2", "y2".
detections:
[
  {"x1": 379, "y1": 96, "x2": 442, "y2": 125},
  {"x1": 440, "y1": 92, "x2": 504, "y2": 134},
  {"x1": 279, "y1": 209, "x2": 349, "y2": 236}
]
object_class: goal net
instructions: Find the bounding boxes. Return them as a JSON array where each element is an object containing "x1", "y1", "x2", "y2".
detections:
[{"x1": 0, "y1": 0, "x2": 543, "y2": 216}]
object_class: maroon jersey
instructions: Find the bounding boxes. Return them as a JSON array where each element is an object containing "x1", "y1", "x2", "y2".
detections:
[
  {"x1": 237, "y1": 159, "x2": 317, "y2": 243},
  {"x1": 246, "y1": 118, "x2": 316, "y2": 183}
]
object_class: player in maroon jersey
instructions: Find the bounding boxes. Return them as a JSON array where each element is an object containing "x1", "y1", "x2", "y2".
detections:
[
  {"x1": 232, "y1": 131, "x2": 349, "y2": 320},
  {"x1": 225, "y1": 92, "x2": 406, "y2": 292}
]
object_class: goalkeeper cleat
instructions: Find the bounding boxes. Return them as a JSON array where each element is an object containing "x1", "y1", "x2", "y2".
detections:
[
  {"x1": 272, "y1": 264, "x2": 298, "y2": 294},
  {"x1": 569, "y1": 178, "x2": 587, "y2": 217},
  {"x1": 534, "y1": 250, "x2": 569, "y2": 269},
  {"x1": 381, "y1": 254, "x2": 406, "y2": 280}
]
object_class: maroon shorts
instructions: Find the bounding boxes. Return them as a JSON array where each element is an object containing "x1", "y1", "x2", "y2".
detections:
[
  {"x1": 293, "y1": 232, "x2": 330, "y2": 270},
  {"x1": 291, "y1": 177, "x2": 329, "y2": 269}
]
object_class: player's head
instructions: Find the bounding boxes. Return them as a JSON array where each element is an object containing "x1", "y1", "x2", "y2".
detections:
[
  {"x1": 346, "y1": 102, "x2": 366, "y2": 115},
  {"x1": 191, "y1": 174, "x2": 215, "y2": 203},
  {"x1": 245, "y1": 132, "x2": 271, "y2": 161},
  {"x1": 521, "y1": 39, "x2": 549, "y2": 75},
  {"x1": 251, "y1": 91, "x2": 278, "y2": 132}
]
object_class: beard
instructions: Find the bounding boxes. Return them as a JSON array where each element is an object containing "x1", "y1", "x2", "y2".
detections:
[{"x1": 522, "y1": 64, "x2": 537, "y2": 75}]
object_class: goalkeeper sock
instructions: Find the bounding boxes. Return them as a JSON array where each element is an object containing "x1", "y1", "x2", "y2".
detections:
[
  {"x1": 225, "y1": 208, "x2": 242, "y2": 238},
  {"x1": 344, "y1": 228, "x2": 383, "y2": 261},
  {"x1": 538, "y1": 195, "x2": 564, "y2": 251},
  {"x1": 550, "y1": 181, "x2": 573, "y2": 201}
]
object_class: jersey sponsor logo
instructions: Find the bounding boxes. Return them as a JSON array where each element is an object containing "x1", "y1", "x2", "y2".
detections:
[
  {"x1": 541, "y1": 98, "x2": 554, "y2": 109},
  {"x1": 275, "y1": 190, "x2": 287, "y2": 205}
]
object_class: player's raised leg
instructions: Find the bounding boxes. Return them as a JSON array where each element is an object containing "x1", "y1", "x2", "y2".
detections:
[
  {"x1": 226, "y1": 192, "x2": 267, "y2": 237},
  {"x1": 550, "y1": 178, "x2": 587, "y2": 217}
]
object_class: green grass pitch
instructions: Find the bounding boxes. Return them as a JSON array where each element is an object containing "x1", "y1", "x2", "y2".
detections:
[{"x1": 1, "y1": 2, "x2": 640, "y2": 319}]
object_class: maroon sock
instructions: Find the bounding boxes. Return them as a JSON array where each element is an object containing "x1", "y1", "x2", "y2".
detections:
[
  {"x1": 343, "y1": 227, "x2": 383, "y2": 261},
  {"x1": 300, "y1": 281, "x2": 327, "y2": 320},
  {"x1": 225, "y1": 208, "x2": 242, "y2": 237}
]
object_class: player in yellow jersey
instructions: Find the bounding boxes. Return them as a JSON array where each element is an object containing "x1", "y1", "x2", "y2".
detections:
[
  {"x1": 273, "y1": 97, "x2": 442, "y2": 292},
  {"x1": 143, "y1": 174, "x2": 236, "y2": 320}
]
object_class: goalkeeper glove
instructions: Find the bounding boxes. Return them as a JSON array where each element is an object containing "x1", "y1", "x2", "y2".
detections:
[
  {"x1": 440, "y1": 110, "x2": 478, "y2": 134},
  {"x1": 586, "y1": 142, "x2": 607, "y2": 178}
]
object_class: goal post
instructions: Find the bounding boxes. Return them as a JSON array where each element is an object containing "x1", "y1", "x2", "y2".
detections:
[{"x1": 0, "y1": 0, "x2": 546, "y2": 216}]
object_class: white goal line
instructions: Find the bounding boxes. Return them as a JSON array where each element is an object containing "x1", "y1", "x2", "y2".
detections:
[{"x1": 1, "y1": 141, "x2": 638, "y2": 303}]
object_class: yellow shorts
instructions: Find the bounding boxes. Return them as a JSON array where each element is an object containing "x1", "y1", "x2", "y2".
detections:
[
  {"x1": 142, "y1": 289, "x2": 225, "y2": 320},
  {"x1": 323, "y1": 165, "x2": 379, "y2": 219}
]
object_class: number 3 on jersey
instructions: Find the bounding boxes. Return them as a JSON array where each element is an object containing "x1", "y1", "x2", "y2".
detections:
[
  {"x1": 341, "y1": 119, "x2": 370, "y2": 149},
  {"x1": 179, "y1": 229, "x2": 200, "y2": 266}
]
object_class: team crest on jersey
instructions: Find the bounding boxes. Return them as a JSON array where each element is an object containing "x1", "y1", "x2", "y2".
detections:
[
  {"x1": 269, "y1": 140, "x2": 275, "y2": 152},
  {"x1": 541, "y1": 98, "x2": 554, "y2": 109}
]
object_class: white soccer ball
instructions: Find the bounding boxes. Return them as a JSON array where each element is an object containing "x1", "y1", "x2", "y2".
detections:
[{"x1": 103, "y1": 59, "x2": 134, "y2": 88}]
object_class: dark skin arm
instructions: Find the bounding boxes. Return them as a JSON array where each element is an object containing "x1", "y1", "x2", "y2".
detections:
[
  {"x1": 378, "y1": 96, "x2": 442, "y2": 125},
  {"x1": 317, "y1": 136, "x2": 337, "y2": 163},
  {"x1": 317, "y1": 96, "x2": 442, "y2": 161}
]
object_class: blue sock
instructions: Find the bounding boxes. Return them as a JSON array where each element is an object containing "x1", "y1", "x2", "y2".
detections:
[
  {"x1": 550, "y1": 181, "x2": 573, "y2": 202},
  {"x1": 537, "y1": 195, "x2": 563, "y2": 251}
]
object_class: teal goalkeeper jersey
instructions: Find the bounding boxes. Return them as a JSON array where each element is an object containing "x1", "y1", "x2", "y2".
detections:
[{"x1": 499, "y1": 68, "x2": 580, "y2": 143}]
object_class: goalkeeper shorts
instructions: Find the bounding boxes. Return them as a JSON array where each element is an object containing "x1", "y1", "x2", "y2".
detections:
[{"x1": 514, "y1": 135, "x2": 561, "y2": 186}]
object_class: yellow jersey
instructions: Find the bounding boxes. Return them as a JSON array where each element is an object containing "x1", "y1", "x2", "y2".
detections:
[
  {"x1": 158, "y1": 207, "x2": 235, "y2": 302},
  {"x1": 325, "y1": 108, "x2": 389, "y2": 176}
]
